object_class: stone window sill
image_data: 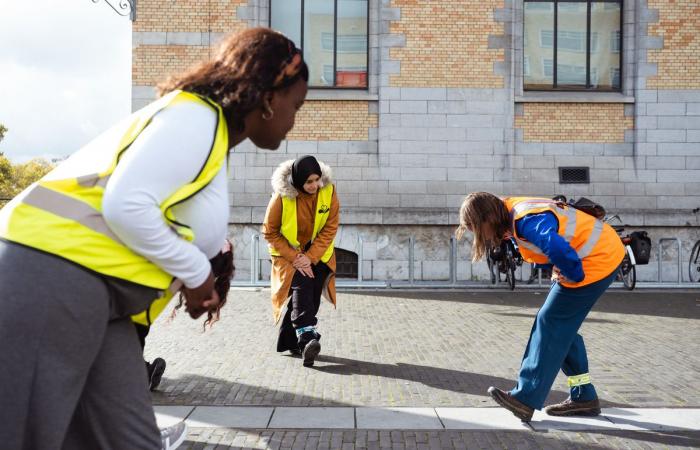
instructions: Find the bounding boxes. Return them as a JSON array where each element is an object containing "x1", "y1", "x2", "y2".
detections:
[
  {"x1": 516, "y1": 92, "x2": 635, "y2": 103},
  {"x1": 306, "y1": 89, "x2": 378, "y2": 101}
]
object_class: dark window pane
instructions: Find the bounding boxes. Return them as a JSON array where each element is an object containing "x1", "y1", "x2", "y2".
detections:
[
  {"x1": 336, "y1": 0, "x2": 368, "y2": 87},
  {"x1": 557, "y1": 2, "x2": 587, "y2": 87},
  {"x1": 524, "y1": 2, "x2": 554, "y2": 89},
  {"x1": 270, "y1": 0, "x2": 301, "y2": 49},
  {"x1": 304, "y1": 0, "x2": 335, "y2": 87},
  {"x1": 592, "y1": 2, "x2": 621, "y2": 89}
]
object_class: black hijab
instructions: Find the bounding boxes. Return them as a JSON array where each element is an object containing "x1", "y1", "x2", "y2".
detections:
[{"x1": 291, "y1": 155, "x2": 322, "y2": 194}]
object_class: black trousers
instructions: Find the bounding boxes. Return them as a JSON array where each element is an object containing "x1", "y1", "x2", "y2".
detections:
[{"x1": 277, "y1": 262, "x2": 330, "y2": 352}]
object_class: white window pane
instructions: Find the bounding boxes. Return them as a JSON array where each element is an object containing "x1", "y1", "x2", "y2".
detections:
[
  {"x1": 524, "y1": 2, "x2": 554, "y2": 88},
  {"x1": 337, "y1": 0, "x2": 368, "y2": 87},
  {"x1": 270, "y1": 0, "x2": 301, "y2": 49},
  {"x1": 592, "y1": 2, "x2": 621, "y2": 89},
  {"x1": 557, "y1": 2, "x2": 587, "y2": 87},
  {"x1": 304, "y1": 0, "x2": 335, "y2": 87}
]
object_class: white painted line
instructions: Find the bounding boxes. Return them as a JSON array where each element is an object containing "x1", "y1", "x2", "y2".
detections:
[
  {"x1": 154, "y1": 406, "x2": 194, "y2": 428},
  {"x1": 436, "y1": 407, "x2": 531, "y2": 430},
  {"x1": 187, "y1": 406, "x2": 274, "y2": 428},
  {"x1": 268, "y1": 407, "x2": 355, "y2": 429},
  {"x1": 356, "y1": 407, "x2": 442, "y2": 430}
]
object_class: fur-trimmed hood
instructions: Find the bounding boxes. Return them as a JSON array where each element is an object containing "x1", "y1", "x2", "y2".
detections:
[{"x1": 270, "y1": 159, "x2": 334, "y2": 198}]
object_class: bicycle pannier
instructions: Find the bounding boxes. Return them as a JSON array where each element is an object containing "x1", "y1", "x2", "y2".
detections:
[{"x1": 630, "y1": 231, "x2": 651, "y2": 265}]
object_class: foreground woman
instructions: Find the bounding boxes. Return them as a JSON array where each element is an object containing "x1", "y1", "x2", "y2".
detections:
[{"x1": 0, "y1": 28, "x2": 308, "y2": 449}]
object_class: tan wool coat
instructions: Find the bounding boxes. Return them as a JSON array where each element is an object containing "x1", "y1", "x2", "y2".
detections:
[{"x1": 261, "y1": 160, "x2": 339, "y2": 323}]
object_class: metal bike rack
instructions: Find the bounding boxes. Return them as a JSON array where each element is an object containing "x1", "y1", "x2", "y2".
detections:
[
  {"x1": 232, "y1": 234, "x2": 692, "y2": 290},
  {"x1": 235, "y1": 233, "x2": 385, "y2": 288},
  {"x1": 450, "y1": 236, "x2": 457, "y2": 285},
  {"x1": 657, "y1": 237, "x2": 682, "y2": 284},
  {"x1": 408, "y1": 235, "x2": 415, "y2": 284}
]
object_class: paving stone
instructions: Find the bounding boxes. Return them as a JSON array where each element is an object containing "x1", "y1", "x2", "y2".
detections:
[
  {"x1": 154, "y1": 405, "x2": 194, "y2": 428},
  {"x1": 269, "y1": 407, "x2": 355, "y2": 429},
  {"x1": 187, "y1": 406, "x2": 273, "y2": 428},
  {"x1": 356, "y1": 408, "x2": 442, "y2": 429},
  {"x1": 436, "y1": 407, "x2": 529, "y2": 430},
  {"x1": 603, "y1": 408, "x2": 700, "y2": 431}
]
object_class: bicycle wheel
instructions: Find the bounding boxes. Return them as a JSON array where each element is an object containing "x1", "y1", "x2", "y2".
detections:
[
  {"x1": 487, "y1": 252, "x2": 497, "y2": 284},
  {"x1": 689, "y1": 240, "x2": 700, "y2": 283},
  {"x1": 505, "y1": 245, "x2": 516, "y2": 290},
  {"x1": 619, "y1": 256, "x2": 636, "y2": 290}
]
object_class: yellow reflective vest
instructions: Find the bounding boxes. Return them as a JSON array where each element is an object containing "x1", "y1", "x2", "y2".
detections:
[
  {"x1": 0, "y1": 91, "x2": 229, "y2": 301},
  {"x1": 268, "y1": 184, "x2": 335, "y2": 263},
  {"x1": 504, "y1": 197, "x2": 624, "y2": 288}
]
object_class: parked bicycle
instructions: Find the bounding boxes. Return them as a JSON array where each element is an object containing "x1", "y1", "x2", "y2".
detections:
[
  {"x1": 688, "y1": 207, "x2": 700, "y2": 283},
  {"x1": 486, "y1": 237, "x2": 523, "y2": 290},
  {"x1": 604, "y1": 215, "x2": 651, "y2": 290}
]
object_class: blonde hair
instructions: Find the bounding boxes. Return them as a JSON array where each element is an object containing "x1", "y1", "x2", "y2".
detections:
[{"x1": 455, "y1": 192, "x2": 511, "y2": 262}]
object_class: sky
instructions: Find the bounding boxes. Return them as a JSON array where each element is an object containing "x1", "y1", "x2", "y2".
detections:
[{"x1": 0, "y1": 0, "x2": 131, "y2": 162}]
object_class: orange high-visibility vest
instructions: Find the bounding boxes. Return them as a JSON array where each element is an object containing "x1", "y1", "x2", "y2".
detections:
[{"x1": 504, "y1": 197, "x2": 624, "y2": 288}]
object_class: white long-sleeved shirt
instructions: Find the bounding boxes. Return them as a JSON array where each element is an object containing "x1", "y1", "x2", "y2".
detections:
[{"x1": 96, "y1": 100, "x2": 229, "y2": 288}]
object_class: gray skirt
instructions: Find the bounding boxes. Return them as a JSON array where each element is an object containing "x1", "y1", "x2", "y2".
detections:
[{"x1": 0, "y1": 240, "x2": 162, "y2": 450}]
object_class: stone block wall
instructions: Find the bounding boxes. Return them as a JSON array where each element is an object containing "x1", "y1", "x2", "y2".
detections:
[{"x1": 132, "y1": 0, "x2": 700, "y2": 283}]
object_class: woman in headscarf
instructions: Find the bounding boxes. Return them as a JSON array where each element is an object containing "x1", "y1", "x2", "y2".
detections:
[{"x1": 262, "y1": 155, "x2": 339, "y2": 367}]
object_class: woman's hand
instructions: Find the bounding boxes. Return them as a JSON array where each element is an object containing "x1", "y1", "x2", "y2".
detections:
[
  {"x1": 182, "y1": 271, "x2": 221, "y2": 318},
  {"x1": 551, "y1": 267, "x2": 571, "y2": 284},
  {"x1": 293, "y1": 253, "x2": 314, "y2": 278}
]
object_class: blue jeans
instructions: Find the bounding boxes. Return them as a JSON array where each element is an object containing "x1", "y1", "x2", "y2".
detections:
[{"x1": 510, "y1": 269, "x2": 618, "y2": 409}]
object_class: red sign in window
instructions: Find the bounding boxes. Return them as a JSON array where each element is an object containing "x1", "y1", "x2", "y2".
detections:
[{"x1": 336, "y1": 71, "x2": 367, "y2": 87}]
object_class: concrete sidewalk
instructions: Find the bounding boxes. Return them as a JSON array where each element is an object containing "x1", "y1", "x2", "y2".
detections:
[{"x1": 144, "y1": 288, "x2": 700, "y2": 448}]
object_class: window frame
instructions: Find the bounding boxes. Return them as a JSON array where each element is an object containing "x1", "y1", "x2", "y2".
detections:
[
  {"x1": 523, "y1": 0, "x2": 623, "y2": 92},
  {"x1": 269, "y1": 0, "x2": 370, "y2": 90}
]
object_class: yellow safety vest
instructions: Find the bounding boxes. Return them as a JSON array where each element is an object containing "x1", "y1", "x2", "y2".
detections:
[
  {"x1": 504, "y1": 197, "x2": 624, "y2": 288},
  {"x1": 268, "y1": 184, "x2": 335, "y2": 263},
  {"x1": 131, "y1": 280, "x2": 182, "y2": 326},
  {"x1": 0, "y1": 90, "x2": 229, "y2": 295}
]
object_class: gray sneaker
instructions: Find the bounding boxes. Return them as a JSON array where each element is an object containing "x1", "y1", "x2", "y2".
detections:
[{"x1": 160, "y1": 421, "x2": 188, "y2": 450}]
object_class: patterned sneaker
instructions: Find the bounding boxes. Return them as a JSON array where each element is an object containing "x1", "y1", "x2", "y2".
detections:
[
  {"x1": 487, "y1": 386, "x2": 534, "y2": 422},
  {"x1": 148, "y1": 357, "x2": 166, "y2": 391},
  {"x1": 301, "y1": 339, "x2": 321, "y2": 367},
  {"x1": 544, "y1": 397, "x2": 601, "y2": 417},
  {"x1": 160, "y1": 421, "x2": 187, "y2": 450}
]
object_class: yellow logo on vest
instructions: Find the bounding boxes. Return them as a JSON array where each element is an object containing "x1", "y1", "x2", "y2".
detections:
[{"x1": 318, "y1": 205, "x2": 330, "y2": 214}]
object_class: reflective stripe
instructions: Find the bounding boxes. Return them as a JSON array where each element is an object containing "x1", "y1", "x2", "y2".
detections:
[
  {"x1": 517, "y1": 239, "x2": 544, "y2": 255},
  {"x1": 22, "y1": 185, "x2": 124, "y2": 244},
  {"x1": 567, "y1": 373, "x2": 592, "y2": 387},
  {"x1": 577, "y1": 219, "x2": 603, "y2": 258},
  {"x1": 558, "y1": 205, "x2": 577, "y2": 242},
  {"x1": 76, "y1": 173, "x2": 109, "y2": 188}
]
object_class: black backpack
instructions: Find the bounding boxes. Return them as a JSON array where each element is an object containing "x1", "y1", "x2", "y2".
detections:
[{"x1": 555, "y1": 197, "x2": 607, "y2": 220}]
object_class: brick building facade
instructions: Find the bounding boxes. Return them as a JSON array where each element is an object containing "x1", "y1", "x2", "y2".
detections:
[{"x1": 132, "y1": 0, "x2": 700, "y2": 283}]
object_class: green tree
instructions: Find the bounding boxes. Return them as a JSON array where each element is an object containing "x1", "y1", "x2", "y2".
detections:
[
  {"x1": 0, "y1": 155, "x2": 54, "y2": 207},
  {"x1": 0, "y1": 123, "x2": 7, "y2": 143}
]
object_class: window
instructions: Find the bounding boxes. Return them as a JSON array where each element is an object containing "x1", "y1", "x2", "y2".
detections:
[
  {"x1": 334, "y1": 248, "x2": 358, "y2": 278},
  {"x1": 524, "y1": 1, "x2": 622, "y2": 91},
  {"x1": 270, "y1": 0, "x2": 369, "y2": 88}
]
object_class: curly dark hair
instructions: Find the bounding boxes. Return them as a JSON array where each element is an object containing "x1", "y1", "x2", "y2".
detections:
[
  {"x1": 157, "y1": 27, "x2": 309, "y2": 133},
  {"x1": 173, "y1": 240, "x2": 235, "y2": 330}
]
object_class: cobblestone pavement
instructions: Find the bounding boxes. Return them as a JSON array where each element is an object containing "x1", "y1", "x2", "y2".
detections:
[
  {"x1": 178, "y1": 429, "x2": 700, "y2": 449},
  {"x1": 145, "y1": 288, "x2": 700, "y2": 448}
]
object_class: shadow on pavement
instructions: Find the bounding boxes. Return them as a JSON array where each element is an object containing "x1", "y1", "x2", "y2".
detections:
[
  {"x1": 492, "y1": 311, "x2": 622, "y2": 324},
  {"x1": 310, "y1": 354, "x2": 631, "y2": 408},
  {"x1": 151, "y1": 374, "x2": 351, "y2": 407},
  {"x1": 354, "y1": 290, "x2": 700, "y2": 320}
]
